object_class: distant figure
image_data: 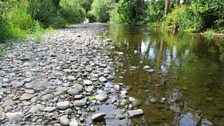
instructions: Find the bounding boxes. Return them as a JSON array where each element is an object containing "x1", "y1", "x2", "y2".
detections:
[{"x1": 84, "y1": 18, "x2": 89, "y2": 24}]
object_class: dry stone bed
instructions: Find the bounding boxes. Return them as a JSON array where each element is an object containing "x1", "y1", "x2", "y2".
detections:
[{"x1": 0, "y1": 23, "x2": 143, "y2": 126}]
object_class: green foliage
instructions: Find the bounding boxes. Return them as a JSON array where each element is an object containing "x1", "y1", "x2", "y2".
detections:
[
  {"x1": 110, "y1": 0, "x2": 146, "y2": 24},
  {"x1": 1, "y1": 0, "x2": 33, "y2": 43},
  {"x1": 80, "y1": 0, "x2": 93, "y2": 13},
  {"x1": 0, "y1": 16, "x2": 12, "y2": 43},
  {"x1": 145, "y1": 0, "x2": 164, "y2": 23},
  {"x1": 162, "y1": 6, "x2": 184, "y2": 28},
  {"x1": 3, "y1": 0, "x2": 34, "y2": 31},
  {"x1": 60, "y1": 0, "x2": 86, "y2": 23},
  {"x1": 28, "y1": 0, "x2": 63, "y2": 28},
  {"x1": 110, "y1": 0, "x2": 129, "y2": 24},
  {"x1": 32, "y1": 22, "x2": 45, "y2": 43},
  {"x1": 90, "y1": 0, "x2": 115, "y2": 22},
  {"x1": 179, "y1": 6, "x2": 202, "y2": 31}
]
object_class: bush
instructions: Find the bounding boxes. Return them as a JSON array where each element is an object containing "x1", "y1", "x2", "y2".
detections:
[
  {"x1": 179, "y1": 6, "x2": 202, "y2": 31},
  {"x1": 28, "y1": 0, "x2": 63, "y2": 28},
  {"x1": 1, "y1": 0, "x2": 33, "y2": 43},
  {"x1": 145, "y1": 0, "x2": 164, "y2": 23},
  {"x1": 60, "y1": 0, "x2": 86, "y2": 23},
  {"x1": 3, "y1": 0, "x2": 34, "y2": 31},
  {"x1": 110, "y1": 0, "x2": 129, "y2": 24},
  {"x1": 110, "y1": 0, "x2": 146, "y2": 24},
  {"x1": 162, "y1": 6, "x2": 184, "y2": 29},
  {"x1": 90, "y1": 0, "x2": 115, "y2": 22},
  {"x1": 0, "y1": 16, "x2": 11, "y2": 43}
]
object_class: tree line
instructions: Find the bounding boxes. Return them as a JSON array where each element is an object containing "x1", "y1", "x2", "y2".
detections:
[{"x1": 0, "y1": 0, "x2": 224, "y2": 43}]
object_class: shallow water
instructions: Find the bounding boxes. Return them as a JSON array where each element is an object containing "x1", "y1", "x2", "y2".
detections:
[{"x1": 106, "y1": 24, "x2": 224, "y2": 126}]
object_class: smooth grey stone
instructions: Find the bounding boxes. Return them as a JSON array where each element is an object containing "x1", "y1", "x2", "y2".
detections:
[
  {"x1": 41, "y1": 94, "x2": 53, "y2": 100},
  {"x1": 29, "y1": 106, "x2": 40, "y2": 113},
  {"x1": 91, "y1": 113, "x2": 106, "y2": 120},
  {"x1": 95, "y1": 93, "x2": 108, "y2": 102},
  {"x1": 83, "y1": 80, "x2": 93, "y2": 85},
  {"x1": 25, "y1": 89, "x2": 35, "y2": 94},
  {"x1": 67, "y1": 88, "x2": 79, "y2": 95},
  {"x1": 67, "y1": 76, "x2": 76, "y2": 81},
  {"x1": 73, "y1": 98, "x2": 87, "y2": 106},
  {"x1": 56, "y1": 101, "x2": 70, "y2": 110},
  {"x1": 69, "y1": 118, "x2": 79, "y2": 126},
  {"x1": 20, "y1": 93, "x2": 34, "y2": 100},
  {"x1": 59, "y1": 115, "x2": 70, "y2": 125},
  {"x1": 31, "y1": 79, "x2": 50, "y2": 91},
  {"x1": 127, "y1": 109, "x2": 144, "y2": 118},
  {"x1": 43, "y1": 107, "x2": 56, "y2": 112},
  {"x1": 99, "y1": 76, "x2": 107, "y2": 83},
  {"x1": 85, "y1": 86, "x2": 94, "y2": 92}
]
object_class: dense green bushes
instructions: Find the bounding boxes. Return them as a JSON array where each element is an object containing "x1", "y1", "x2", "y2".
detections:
[
  {"x1": 0, "y1": 16, "x2": 12, "y2": 43},
  {"x1": 1, "y1": 0, "x2": 33, "y2": 43},
  {"x1": 145, "y1": 0, "x2": 164, "y2": 23},
  {"x1": 0, "y1": 0, "x2": 90, "y2": 43},
  {"x1": 89, "y1": 0, "x2": 115, "y2": 22},
  {"x1": 110, "y1": 0, "x2": 146, "y2": 24},
  {"x1": 161, "y1": 0, "x2": 224, "y2": 33},
  {"x1": 28, "y1": 0, "x2": 62, "y2": 28},
  {"x1": 60, "y1": 0, "x2": 86, "y2": 23}
]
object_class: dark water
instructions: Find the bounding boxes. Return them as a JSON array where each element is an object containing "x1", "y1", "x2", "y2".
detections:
[{"x1": 106, "y1": 24, "x2": 224, "y2": 126}]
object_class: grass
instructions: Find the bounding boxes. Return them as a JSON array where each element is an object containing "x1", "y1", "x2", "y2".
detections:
[{"x1": 202, "y1": 29, "x2": 224, "y2": 40}]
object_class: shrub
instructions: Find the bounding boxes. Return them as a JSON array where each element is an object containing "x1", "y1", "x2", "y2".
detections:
[
  {"x1": 3, "y1": 0, "x2": 34, "y2": 31},
  {"x1": 110, "y1": 0, "x2": 129, "y2": 24},
  {"x1": 110, "y1": 0, "x2": 146, "y2": 24},
  {"x1": 162, "y1": 6, "x2": 184, "y2": 28},
  {"x1": 0, "y1": 16, "x2": 11, "y2": 43},
  {"x1": 28, "y1": 0, "x2": 63, "y2": 28},
  {"x1": 179, "y1": 6, "x2": 202, "y2": 31},
  {"x1": 60, "y1": 0, "x2": 86, "y2": 23},
  {"x1": 90, "y1": 0, "x2": 115, "y2": 22},
  {"x1": 1, "y1": 0, "x2": 33, "y2": 43},
  {"x1": 145, "y1": 0, "x2": 165, "y2": 23}
]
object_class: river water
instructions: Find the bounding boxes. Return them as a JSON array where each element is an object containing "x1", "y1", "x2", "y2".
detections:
[{"x1": 105, "y1": 24, "x2": 224, "y2": 126}]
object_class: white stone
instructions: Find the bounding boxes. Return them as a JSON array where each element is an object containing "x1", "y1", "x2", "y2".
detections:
[
  {"x1": 91, "y1": 113, "x2": 106, "y2": 120},
  {"x1": 56, "y1": 101, "x2": 70, "y2": 110},
  {"x1": 73, "y1": 99, "x2": 87, "y2": 106},
  {"x1": 69, "y1": 118, "x2": 79, "y2": 126},
  {"x1": 43, "y1": 107, "x2": 56, "y2": 112},
  {"x1": 99, "y1": 76, "x2": 107, "y2": 83},
  {"x1": 95, "y1": 93, "x2": 108, "y2": 102},
  {"x1": 127, "y1": 109, "x2": 144, "y2": 117},
  {"x1": 29, "y1": 106, "x2": 40, "y2": 113},
  {"x1": 20, "y1": 93, "x2": 34, "y2": 100},
  {"x1": 60, "y1": 115, "x2": 70, "y2": 125},
  {"x1": 83, "y1": 80, "x2": 93, "y2": 85}
]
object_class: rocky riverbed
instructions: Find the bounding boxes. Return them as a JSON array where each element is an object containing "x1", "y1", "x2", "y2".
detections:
[{"x1": 0, "y1": 23, "x2": 143, "y2": 126}]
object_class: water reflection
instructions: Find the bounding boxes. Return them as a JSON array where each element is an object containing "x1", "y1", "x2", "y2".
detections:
[{"x1": 107, "y1": 24, "x2": 224, "y2": 125}]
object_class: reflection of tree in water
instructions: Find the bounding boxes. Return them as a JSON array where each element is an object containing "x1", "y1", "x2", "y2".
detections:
[{"x1": 107, "y1": 24, "x2": 224, "y2": 125}]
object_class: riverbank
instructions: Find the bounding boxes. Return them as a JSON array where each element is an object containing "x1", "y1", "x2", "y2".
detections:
[
  {"x1": 0, "y1": 23, "x2": 143, "y2": 125},
  {"x1": 149, "y1": 23, "x2": 224, "y2": 40}
]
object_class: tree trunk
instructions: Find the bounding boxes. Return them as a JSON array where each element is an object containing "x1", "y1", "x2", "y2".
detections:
[
  {"x1": 164, "y1": 0, "x2": 175, "y2": 15},
  {"x1": 164, "y1": 0, "x2": 170, "y2": 15}
]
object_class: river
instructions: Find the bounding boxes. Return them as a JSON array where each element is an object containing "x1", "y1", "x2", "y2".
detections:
[{"x1": 105, "y1": 24, "x2": 224, "y2": 126}]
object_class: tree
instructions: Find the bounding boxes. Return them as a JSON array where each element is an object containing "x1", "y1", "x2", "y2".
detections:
[{"x1": 90, "y1": 0, "x2": 115, "y2": 22}]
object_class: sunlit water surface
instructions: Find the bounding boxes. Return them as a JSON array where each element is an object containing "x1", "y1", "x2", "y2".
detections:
[{"x1": 105, "y1": 24, "x2": 224, "y2": 126}]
